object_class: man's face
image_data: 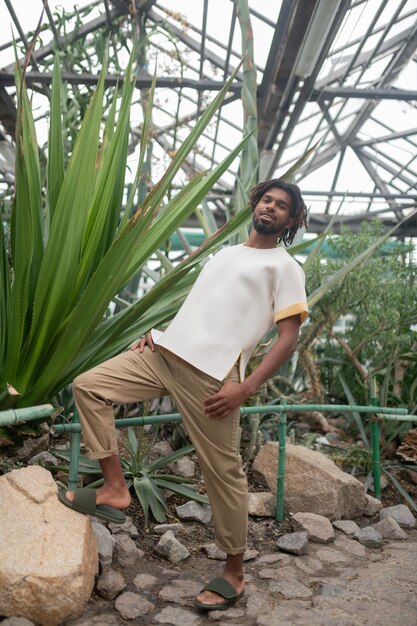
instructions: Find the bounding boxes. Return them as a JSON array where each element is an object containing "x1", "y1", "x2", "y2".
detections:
[{"x1": 252, "y1": 187, "x2": 293, "y2": 235}]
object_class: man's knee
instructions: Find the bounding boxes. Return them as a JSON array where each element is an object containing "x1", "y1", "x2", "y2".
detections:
[{"x1": 72, "y1": 370, "x2": 96, "y2": 397}]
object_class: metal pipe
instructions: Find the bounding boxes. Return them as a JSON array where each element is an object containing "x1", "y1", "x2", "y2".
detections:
[
  {"x1": 370, "y1": 395, "x2": 381, "y2": 500},
  {"x1": 0, "y1": 404, "x2": 55, "y2": 427},
  {"x1": 276, "y1": 399, "x2": 287, "y2": 522}
]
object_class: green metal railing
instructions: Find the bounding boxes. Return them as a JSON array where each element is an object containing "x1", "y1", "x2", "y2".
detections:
[{"x1": 1, "y1": 401, "x2": 415, "y2": 521}]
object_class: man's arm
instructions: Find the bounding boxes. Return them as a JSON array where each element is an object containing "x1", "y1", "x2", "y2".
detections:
[{"x1": 204, "y1": 314, "x2": 300, "y2": 419}]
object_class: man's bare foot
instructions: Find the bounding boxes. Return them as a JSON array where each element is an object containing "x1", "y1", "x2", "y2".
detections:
[
  {"x1": 65, "y1": 485, "x2": 131, "y2": 510},
  {"x1": 196, "y1": 571, "x2": 244, "y2": 607}
]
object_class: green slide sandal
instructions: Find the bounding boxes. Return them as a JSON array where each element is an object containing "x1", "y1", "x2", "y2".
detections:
[
  {"x1": 58, "y1": 488, "x2": 126, "y2": 524},
  {"x1": 195, "y1": 577, "x2": 245, "y2": 611}
]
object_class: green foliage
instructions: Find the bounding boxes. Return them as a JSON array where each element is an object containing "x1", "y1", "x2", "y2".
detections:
[
  {"x1": 0, "y1": 52, "x2": 252, "y2": 410},
  {"x1": 52, "y1": 426, "x2": 208, "y2": 526}
]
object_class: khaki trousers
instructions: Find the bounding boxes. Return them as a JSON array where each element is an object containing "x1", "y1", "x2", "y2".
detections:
[{"x1": 72, "y1": 346, "x2": 248, "y2": 554}]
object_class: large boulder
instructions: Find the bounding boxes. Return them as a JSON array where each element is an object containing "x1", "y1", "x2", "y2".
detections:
[
  {"x1": 0, "y1": 466, "x2": 98, "y2": 626},
  {"x1": 252, "y1": 442, "x2": 366, "y2": 519}
]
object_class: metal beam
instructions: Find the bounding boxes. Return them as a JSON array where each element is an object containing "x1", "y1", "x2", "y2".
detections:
[
  {"x1": 354, "y1": 127, "x2": 417, "y2": 147},
  {"x1": 0, "y1": 71, "x2": 241, "y2": 92},
  {"x1": 311, "y1": 87, "x2": 417, "y2": 101}
]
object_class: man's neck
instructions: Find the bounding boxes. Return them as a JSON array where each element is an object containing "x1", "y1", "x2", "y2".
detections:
[{"x1": 244, "y1": 232, "x2": 279, "y2": 249}]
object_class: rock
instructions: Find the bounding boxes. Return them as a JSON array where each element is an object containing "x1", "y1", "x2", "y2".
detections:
[
  {"x1": 248, "y1": 492, "x2": 275, "y2": 517},
  {"x1": 0, "y1": 619, "x2": 36, "y2": 626},
  {"x1": 13, "y1": 433, "x2": 49, "y2": 462},
  {"x1": 91, "y1": 522, "x2": 115, "y2": 569},
  {"x1": 293, "y1": 512, "x2": 334, "y2": 543},
  {"x1": 252, "y1": 442, "x2": 366, "y2": 519},
  {"x1": 294, "y1": 557, "x2": 322, "y2": 574},
  {"x1": 332, "y1": 519, "x2": 360, "y2": 535},
  {"x1": 108, "y1": 516, "x2": 138, "y2": 538},
  {"x1": 244, "y1": 548, "x2": 260, "y2": 561},
  {"x1": 176, "y1": 501, "x2": 212, "y2": 525},
  {"x1": 259, "y1": 565, "x2": 298, "y2": 580},
  {"x1": 363, "y1": 494, "x2": 382, "y2": 516},
  {"x1": 379, "y1": 504, "x2": 416, "y2": 529},
  {"x1": 255, "y1": 553, "x2": 292, "y2": 566},
  {"x1": 0, "y1": 466, "x2": 97, "y2": 626},
  {"x1": 133, "y1": 573, "x2": 159, "y2": 589},
  {"x1": 319, "y1": 583, "x2": 347, "y2": 596},
  {"x1": 153, "y1": 606, "x2": 202, "y2": 625},
  {"x1": 154, "y1": 522, "x2": 187, "y2": 535},
  {"x1": 70, "y1": 614, "x2": 120, "y2": 626},
  {"x1": 373, "y1": 516, "x2": 407, "y2": 540},
  {"x1": 315, "y1": 547, "x2": 349, "y2": 563},
  {"x1": 207, "y1": 607, "x2": 246, "y2": 621},
  {"x1": 96, "y1": 569, "x2": 127, "y2": 600},
  {"x1": 276, "y1": 531, "x2": 309, "y2": 555},
  {"x1": 353, "y1": 526, "x2": 383, "y2": 548},
  {"x1": 175, "y1": 457, "x2": 196, "y2": 478},
  {"x1": 113, "y1": 533, "x2": 144, "y2": 568},
  {"x1": 28, "y1": 451, "x2": 59, "y2": 466},
  {"x1": 202, "y1": 543, "x2": 226, "y2": 560},
  {"x1": 155, "y1": 530, "x2": 190, "y2": 563},
  {"x1": 334, "y1": 537, "x2": 366, "y2": 557},
  {"x1": 245, "y1": 591, "x2": 274, "y2": 618},
  {"x1": 269, "y1": 580, "x2": 312, "y2": 599},
  {"x1": 158, "y1": 578, "x2": 202, "y2": 605},
  {"x1": 152, "y1": 440, "x2": 174, "y2": 457},
  {"x1": 114, "y1": 591, "x2": 154, "y2": 619}
]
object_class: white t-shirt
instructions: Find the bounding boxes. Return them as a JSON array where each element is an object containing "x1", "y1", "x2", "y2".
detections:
[{"x1": 152, "y1": 243, "x2": 308, "y2": 381}]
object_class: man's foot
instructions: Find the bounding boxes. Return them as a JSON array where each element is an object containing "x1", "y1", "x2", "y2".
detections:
[
  {"x1": 65, "y1": 484, "x2": 131, "y2": 510},
  {"x1": 195, "y1": 572, "x2": 244, "y2": 609}
]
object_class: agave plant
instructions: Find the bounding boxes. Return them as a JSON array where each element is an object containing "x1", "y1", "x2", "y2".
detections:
[
  {"x1": 0, "y1": 51, "x2": 253, "y2": 410},
  {"x1": 51, "y1": 426, "x2": 208, "y2": 526}
]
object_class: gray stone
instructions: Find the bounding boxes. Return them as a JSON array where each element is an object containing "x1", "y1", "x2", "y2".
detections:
[
  {"x1": 133, "y1": 573, "x2": 158, "y2": 589},
  {"x1": 158, "y1": 578, "x2": 202, "y2": 606},
  {"x1": 252, "y1": 442, "x2": 366, "y2": 519},
  {"x1": 255, "y1": 553, "x2": 292, "y2": 566},
  {"x1": 276, "y1": 531, "x2": 309, "y2": 555},
  {"x1": 248, "y1": 492, "x2": 275, "y2": 517},
  {"x1": 70, "y1": 615, "x2": 120, "y2": 626},
  {"x1": 113, "y1": 533, "x2": 144, "y2": 568},
  {"x1": 269, "y1": 579, "x2": 312, "y2": 599},
  {"x1": 202, "y1": 543, "x2": 226, "y2": 560},
  {"x1": 354, "y1": 526, "x2": 383, "y2": 548},
  {"x1": 207, "y1": 607, "x2": 245, "y2": 621},
  {"x1": 0, "y1": 619, "x2": 36, "y2": 626},
  {"x1": 243, "y1": 548, "x2": 260, "y2": 561},
  {"x1": 332, "y1": 519, "x2": 360, "y2": 535},
  {"x1": 91, "y1": 522, "x2": 115, "y2": 569},
  {"x1": 175, "y1": 457, "x2": 196, "y2": 478},
  {"x1": 334, "y1": 537, "x2": 366, "y2": 557},
  {"x1": 245, "y1": 591, "x2": 274, "y2": 618},
  {"x1": 155, "y1": 530, "x2": 190, "y2": 563},
  {"x1": 152, "y1": 440, "x2": 174, "y2": 457},
  {"x1": 153, "y1": 606, "x2": 202, "y2": 625},
  {"x1": 379, "y1": 504, "x2": 416, "y2": 529},
  {"x1": 293, "y1": 511, "x2": 334, "y2": 543},
  {"x1": 373, "y1": 516, "x2": 407, "y2": 539},
  {"x1": 108, "y1": 516, "x2": 138, "y2": 538},
  {"x1": 176, "y1": 501, "x2": 212, "y2": 525},
  {"x1": 363, "y1": 493, "x2": 382, "y2": 516},
  {"x1": 259, "y1": 565, "x2": 298, "y2": 580},
  {"x1": 315, "y1": 547, "x2": 349, "y2": 563},
  {"x1": 154, "y1": 522, "x2": 187, "y2": 536},
  {"x1": 319, "y1": 583, "x2": 347, "y2": 597},
  {"x1": 295, "y1": 557, "x2": 323, "y2": 574},
  {"x1": 13, "y1": 433, "x2": 49, "y2": 462},
  {"x1": 27, "y1": 451, "x2": 59, "y2": 466},
  {"x1": 96, "y1": 569, "x2": 126, "y2": 600},
  {"x1": 114, "y1": 591, "x2": 154, "y2": 619},
  {"x1": 0, "y1": 466, "x2": 97, "y2": 626}
]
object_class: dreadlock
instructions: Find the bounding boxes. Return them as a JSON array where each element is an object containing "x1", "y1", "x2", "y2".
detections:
[{"x1": 248, "y1": 179, "x2": 308, "y2": 246}]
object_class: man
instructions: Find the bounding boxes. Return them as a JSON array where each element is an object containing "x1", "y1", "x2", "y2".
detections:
[{"x1": 59, "y1": 178, "x2": 308, "y2": 610}]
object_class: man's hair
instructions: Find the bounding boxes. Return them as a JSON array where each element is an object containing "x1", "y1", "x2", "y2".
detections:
[{"x1": 248, "y1": 179, "x2": 308, "y2": 246}]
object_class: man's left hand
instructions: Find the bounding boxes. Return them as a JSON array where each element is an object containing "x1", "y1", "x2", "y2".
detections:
[{"x1": 204, "y1": 381, "x2": 249, "y2": 419}]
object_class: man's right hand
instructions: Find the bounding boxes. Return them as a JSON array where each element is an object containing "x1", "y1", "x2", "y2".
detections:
[{"x1": 130, "y1": 332, "x2": 155, "y2": 353}]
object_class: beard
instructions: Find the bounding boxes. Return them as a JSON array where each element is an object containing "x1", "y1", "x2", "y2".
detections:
[{"x1": 252, "y1": 215, "x2": 282, "y2": 235}]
